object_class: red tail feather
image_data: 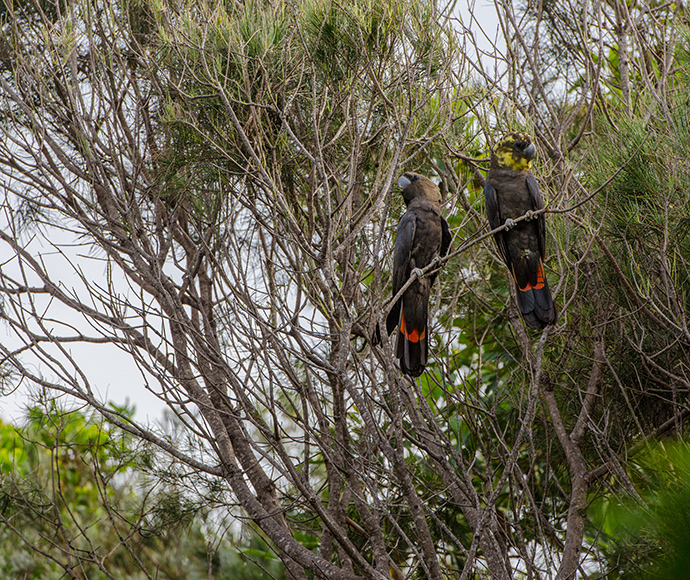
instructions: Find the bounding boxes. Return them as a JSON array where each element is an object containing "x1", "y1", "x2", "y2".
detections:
[
  {"x1": 400, "y1": 307, "x2": 425, "y2": 343},
  {"x1": 514, "y1": 260, "x2": 546, "y2": 291}
]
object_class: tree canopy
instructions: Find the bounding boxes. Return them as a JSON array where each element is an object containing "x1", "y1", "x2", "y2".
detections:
[{"x1": 1, "y1": 0, "x2": 690, "y2": 578}]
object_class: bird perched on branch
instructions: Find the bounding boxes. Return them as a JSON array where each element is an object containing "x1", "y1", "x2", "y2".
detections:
[
  {"x1": 484, "y1": 132, "x2": 557, "y2": 329},
  {"x1": 376, "y1": 172, "x2": 451, "y2": 377}
]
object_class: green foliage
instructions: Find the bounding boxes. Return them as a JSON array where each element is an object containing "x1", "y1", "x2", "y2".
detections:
[
  {"x1": 0, "y1": 406, "x2": 285, "y2": 580},
  {"x1": 548, "y1": 30, "x2": 690, "y2": 578},
  {"x1": 154, "y1": 0, "x2": 460, "y2": 233},
  {"x1": 590, "y1": 441, "x2": 690, "y2": 579},
  {"x1": 0, "y1": 0, "x2": 69, "y2": 24},
  {"x1": 576, "y1": 45, "x2": 690, "y2": 437}
]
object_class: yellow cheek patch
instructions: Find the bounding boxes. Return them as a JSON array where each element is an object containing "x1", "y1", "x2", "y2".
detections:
[{"x1": 496, "y1": 148, "x2": 533, "y2": 171}]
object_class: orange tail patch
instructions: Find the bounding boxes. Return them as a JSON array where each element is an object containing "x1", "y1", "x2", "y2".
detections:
[
  {"x1": 514, "y1": 260, "x2": 545, "y2": 291},
  {"x1": 400, "y1": 307, "x2": 426, "y2": 343}
]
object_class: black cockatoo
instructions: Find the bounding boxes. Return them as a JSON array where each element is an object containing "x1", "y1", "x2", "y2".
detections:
[
  {"x1": 379, "y1": 172, "x2": 451, "y2": 377},
  {"x1": 484, "y1": 132, "x2": 557, "y2": 329}
]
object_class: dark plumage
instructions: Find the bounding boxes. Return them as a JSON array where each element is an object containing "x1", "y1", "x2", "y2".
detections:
[
  {"x1": 484, "y1": 132, "x2": 557, "y2": 329},
  {"x1": 378, "y1": 172, "x2": 451, "y2": 376}
]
